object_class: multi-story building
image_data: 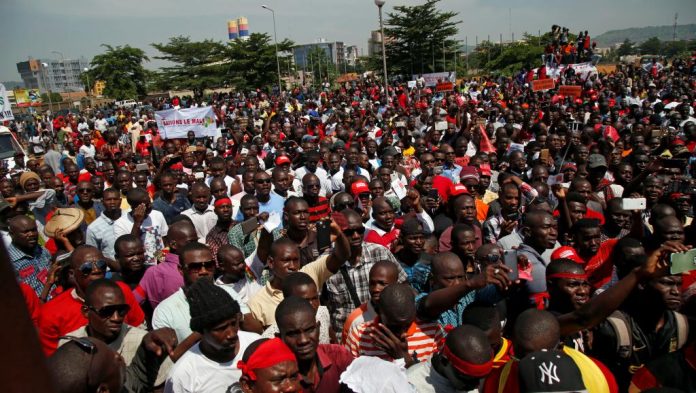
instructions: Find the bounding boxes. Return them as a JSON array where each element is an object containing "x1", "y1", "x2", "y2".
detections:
[
  {"x1": 293, "y1": 40, "x2": 345, "y2": 69},
  {"x1": 368, "y1": 30, "x2": 383, "y2": 57},
  {"x1": 16, "y1": 57, "x2": 89, "y2": 93},
  {"x1": 344, "y1": 45, "x2": 359, "y2": 67}
]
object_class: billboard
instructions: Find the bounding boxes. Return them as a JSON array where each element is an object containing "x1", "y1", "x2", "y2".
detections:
[
  {"x1": 14, "y1": 88, "x2": 42, "y2": 107},
  {"x1": 412, "y1": 72, "x2": 456, "y2": 87}
]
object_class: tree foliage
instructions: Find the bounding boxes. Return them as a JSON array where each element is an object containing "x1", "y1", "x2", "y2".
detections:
[
  {"x1": 83, "y1": 45, "x2": 149, "y2": 100},
  {"x1": 40, "y1": 92, "x2": 62, "y2": 103},
  {"x1": 302, "y1": 45, "x2": 339, "y2": 86},
  {"x1": 226, "y1": 33, "x2": 294, "y2": 91},
  {"x1": 616, "y1": 39, "x2": 636, "y2": 57},
  {"x1": 151, "y1": 36, "x2": 228, "y2": 94},
  {"x1": 382, "y1": 0, "x2": 460, "y2": 77}
]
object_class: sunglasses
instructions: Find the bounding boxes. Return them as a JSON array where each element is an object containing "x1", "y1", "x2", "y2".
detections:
[
  {"x1": 344, "y1": 227, "x2": 366, "y2": 237},
  {"x1": 87, "y1": 304, "x2": 130, "y2": 319},
  {"x1": 185, "y1": 260, "x2": 216, "y2": 272},
  {"x1": 78, "y1": 260, "x2": 108, "y2": 275},
  {"x1": 77, "y1": 187, "x2": 94, "y2": 193},
  {"x1": 255, "y1": 179, "x2": 272, "y2": 184}
]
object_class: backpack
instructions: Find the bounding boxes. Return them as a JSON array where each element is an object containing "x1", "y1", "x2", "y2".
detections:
[{"x1": 606, "y1": 310, "x2": 689, "y2": 360}]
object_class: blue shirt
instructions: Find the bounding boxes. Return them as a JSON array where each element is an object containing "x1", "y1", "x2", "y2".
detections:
[
  {"x1": 7, "y1": 242, "x2": 52, "y2": 298},
  {"x1": 152, "y1": 194, "x2": 192, "y2": 224},
  {"x1": 400, "y1": 261, "x2": 432, "y2": 294},
  {"x1": 235, "y1": 193, "x2": 285, "y2": 225},
  {"x1": 415, "y1": 285, "x2": 500, "y2": 328},
  {"x1": 441, "y1": 163, "x2": 462, "y2": 184}
]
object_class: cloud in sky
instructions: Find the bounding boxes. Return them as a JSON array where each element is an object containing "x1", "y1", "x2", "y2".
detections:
[{"x1": 2, "y1": 0, "x2": 695, "y2": 81}]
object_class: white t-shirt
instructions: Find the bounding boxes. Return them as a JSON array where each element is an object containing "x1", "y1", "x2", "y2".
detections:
[
  {"x1": 113, "y1": 210, "x2": 169, "y2": 266},
  {"x1": 95, "y1": 118, "x2": 108, "y2": 132},
  {"x1": 164, "y1": 331, "x2": 260, "y2": 393},
  {"x1": 153, "y1": 287, "x2": 251, "y2": 343},
  {"x1": 79, "y1": 144, "x2": 96, "y2": 158}
]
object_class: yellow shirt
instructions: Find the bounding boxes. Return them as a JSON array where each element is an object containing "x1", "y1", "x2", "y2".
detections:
[{"x1": 247, "y1": 255, "x2": 332, "y2": 327}]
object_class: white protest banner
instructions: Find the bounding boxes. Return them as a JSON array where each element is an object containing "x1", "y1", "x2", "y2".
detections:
[
  {"x1": 412, "y1": 72, "x2": 456, "y2": 87},
  {"x1": 155, "y1": 106, "x2": 217, "y2": 139},
  {"x1": 0, "y1": 84, "x2": 14, "y2": 121}
]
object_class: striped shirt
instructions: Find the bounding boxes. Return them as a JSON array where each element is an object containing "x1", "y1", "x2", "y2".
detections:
[
  {"x1": 344, "y1": 318, "x2": 443, "y2": 363},
  {"x1": 307, "y1": 197, "x2": 330, "y2": 223}
]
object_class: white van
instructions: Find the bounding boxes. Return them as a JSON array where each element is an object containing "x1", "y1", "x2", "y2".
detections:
[
  {"x1": 114, "y1": 99, "x2": 139, "y2": 109},
  {"x1": 0, "y1": 126, "x2": 28, "y2": 169}
]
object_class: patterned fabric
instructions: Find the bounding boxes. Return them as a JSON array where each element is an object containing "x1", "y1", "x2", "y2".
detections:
[
  {"x1": 85, "y1": 211, "x2": 119, "y2": 259},
  {"x1": 415, "y1": 291, "x2": 475, "y2": 328},
  {"x1": 228, "y1": 224, "x2": 259, "y2": 259},
  {"x1": 8, "y1": 242, "x2": 52, "y2": 298},
  {"x1": 206, "y1": 224, "x2": 230, "y2": 265},
  {"x1": 400, "y1": 261, "x2": 432, "y2": 294},
  {"x1": 325, "y1": 243, "x2": 407, "y2": 340},
  {"x1": 345, "y1": 318, "x2": 443, "y2": 362},
  {"x1": 308, "y1": 197, "x2": 330, "y2": 223}
]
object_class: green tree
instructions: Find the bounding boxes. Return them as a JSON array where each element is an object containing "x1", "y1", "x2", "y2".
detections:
[
  {"x1": 82, "y1": 45, "x2": 149, "y2": 100},
  {"x1": 616, "y1": 39, "x2": 636, "y2": 57},
  {"x1": 151, "y1": 36, "x2": 228, "y2": 95},
  {"x1": 40, "y1": 92, "x2": 62, "y2": 103},
  {"x1": 639, "y1": 37, "x2": 661, "y2": 55},
  {"x1": 382, "y1": 0, "x2": 460, "y2": 76},
  {"x1": 226, "y1": 33, "x2": 294, "y2": 91},
  {"x1": 303, "y1": 45, "x2": 339, "y2": 87}
]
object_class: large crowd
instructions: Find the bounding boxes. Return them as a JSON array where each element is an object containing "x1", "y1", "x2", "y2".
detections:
[{"x1": 3, "y1": 25, "x2": 696, "y2": 393}]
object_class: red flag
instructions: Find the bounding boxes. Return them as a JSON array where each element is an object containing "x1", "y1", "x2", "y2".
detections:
[{"x1": 479, "y1": 125, "x2": 496, "y2": 153}]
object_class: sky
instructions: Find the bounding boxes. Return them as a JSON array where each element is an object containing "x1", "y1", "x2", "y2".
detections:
[{"x1": 2, "y1": 0, "x2": 695, "y2": 82}]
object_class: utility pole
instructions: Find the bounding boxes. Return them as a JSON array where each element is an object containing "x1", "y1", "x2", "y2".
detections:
[{"x1": 673, "y1": 12, "x2": 678, "y2": 42}]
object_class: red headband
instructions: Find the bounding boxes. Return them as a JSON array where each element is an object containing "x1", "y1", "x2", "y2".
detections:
[
  {"x1": 237, "y1": 338, "x2": 296, "y2": 381},
  {"x1": 547, "y1": 272, "x2": 588, "y2": 281},
  {"x1": 214, "y1": 197, "x2": 232, "y2": 207},
  {"x1": 442, "y1": 345, "x2": 493, "y2": 378}
]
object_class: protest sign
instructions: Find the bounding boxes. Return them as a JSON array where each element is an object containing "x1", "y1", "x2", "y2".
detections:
[
  {"x1": 435, "y1": 82, "x2": 454, "y2": 92},
  {"x1": 0, "y1": 84, "x2": 14, "y2": 121},
  {"x1": 412, "y1": 72, "x2": 456, "y2": 87},
  {"x1": 559, "y1": 85, "x2": 582, "y2": 98},
  {"x1": 407, "y1": 80, "x2": 417, "y2": 89},
  {"x1": 531, "y1": 79, "x2": 555, "y2": 92},
  {"x1": 155, "y1": 106, "x2": 218, "y2": 139}
]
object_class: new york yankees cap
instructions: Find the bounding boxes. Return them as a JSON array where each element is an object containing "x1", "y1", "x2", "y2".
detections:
[{"x1": 518, "y1": 350, "x2": 587, "y2": 393}]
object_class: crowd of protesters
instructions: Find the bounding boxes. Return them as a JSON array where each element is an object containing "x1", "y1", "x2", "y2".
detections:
[{"x1": 3, "y1": 24, "x2": 696, "y2": 393}]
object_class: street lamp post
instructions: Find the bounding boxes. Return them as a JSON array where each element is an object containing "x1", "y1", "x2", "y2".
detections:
[
  {"x1": 261, "y1": 5, "x2": 282, "y2": 94},
  {"x1": 83, "y1": 68, "x2": 91, "y2": 96},
  {"x1": 374, "y1": 0, "x2": 388, "y2": 101},
  {"x1": 40, "y1": 62, "x2": 53, "y2": 113}
]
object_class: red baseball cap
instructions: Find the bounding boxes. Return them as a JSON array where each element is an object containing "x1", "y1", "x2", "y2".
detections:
[
  {"x1": 551, "y1": 246, "x2": 584, "y2": 264},
  {"x1": 449, "y1": 183, "x2": 470, "y2": 198},
  {"x1": 275, "y1": 155, "x2": 291, "y2": 166},
  {"x1": 351, "y1": 180, "x2": 370, "y2": 196}
]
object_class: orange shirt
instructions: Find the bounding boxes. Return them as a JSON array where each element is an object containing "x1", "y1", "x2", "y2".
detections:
[{"x1": 345, "y1": 318, "x2": 442, "y2": 362}]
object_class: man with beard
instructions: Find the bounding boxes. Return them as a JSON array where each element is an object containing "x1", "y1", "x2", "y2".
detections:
[
  {"x1": 206, "y1": 197, "x2": 233, "y2": 264},
  {"x1": 86, "y1": 188, "x2": 123, "y2": 260},
  {"x1": 483, "y1": 182, "x2": 521, "y2": 243},
  {"x1": 276, "y1": 297, "x2": 354, "y2": 392},
  {"x1": 164, "y1": 279, "x2": 260, "y2": 393}
]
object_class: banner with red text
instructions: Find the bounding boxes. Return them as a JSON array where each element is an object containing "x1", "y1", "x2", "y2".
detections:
[{"x1": 155, "y1": 106, "x2": 217, "y2": 139}]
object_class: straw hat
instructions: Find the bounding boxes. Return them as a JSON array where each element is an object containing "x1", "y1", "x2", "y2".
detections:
[{"x1": 45, "y1": 208, "x2": 85, "y2": 237}]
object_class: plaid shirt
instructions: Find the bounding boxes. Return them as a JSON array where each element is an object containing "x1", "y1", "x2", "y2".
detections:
[
  {"x1": 8, "y1": 242, "x2": 52, "y2": 298},
  {"x1": 206, "y1": 225, "x2": 230, "y2": 265},
  {"x1": 85, "y1": 212, "x2": 120, "y2": 260},
  {"x1": 325, "y1": 243, "x2": 407, "y2": 341}
]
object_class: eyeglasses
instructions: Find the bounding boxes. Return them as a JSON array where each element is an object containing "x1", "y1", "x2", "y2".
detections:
[
  {"x1": 255, "y1": 179, "x2": 272, "y2": 184},
  {"x1": 59, "y1": 336, "x2": 96, "y2": 389},
  {"x1": 344, "y1": 227, "x2": 366, "y2": 237},
  {"x1": 305, "y1": 183, "x2": 321, "y2": 189},
  {"x1": 185, "y1": 260, "x2": 216, "y2": 272},
  {"x1": 87, "y1": 304, "x2": 130, "y2": 319},
  {"x1": 78, "y1": 260, "x2": 108, "y2": 275}
]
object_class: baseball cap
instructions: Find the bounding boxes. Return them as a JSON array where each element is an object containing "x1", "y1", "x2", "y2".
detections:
[
  {"x1": 550, "y1": 246, "x2": 583, "y2": 264},
  {"x1": 518, "y1": 350, "x2": 588, "y2": 393},
  {"x1": 460, "y1": 166, "x2": 480, "y2": 182},
  {"x1": 351, "y1": 180, "x2": 370, "y2": 196},
  {"x1": 587, "y1": 154, "x2": 607, "y2": 169},
  {"x1": 449, "y1": 183, "x2": 470, "y2": 198},
  {"x1": 478, "y1": 163, "x2": 492, "y2": 177},
  {"x1": 275, "y1": 155, "x2": 291, "y2": 166}
]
